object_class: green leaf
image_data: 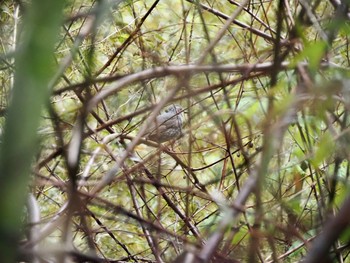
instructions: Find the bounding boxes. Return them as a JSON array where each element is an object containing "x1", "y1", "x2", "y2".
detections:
[{"x1": 0, "y1": 1, "x2": 65, "y2": 261}]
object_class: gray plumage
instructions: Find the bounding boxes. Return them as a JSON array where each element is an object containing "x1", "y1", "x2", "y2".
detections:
[{"x1": 145, "y1": 105, "x2": 184, "y2": 143}]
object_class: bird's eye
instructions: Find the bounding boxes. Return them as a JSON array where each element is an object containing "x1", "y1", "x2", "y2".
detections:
[{"x1": 165, "y1": 105, "x2": 174, "y2": 112}]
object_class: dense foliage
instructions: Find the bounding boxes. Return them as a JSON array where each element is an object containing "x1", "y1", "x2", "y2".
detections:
[{"x1": 1, "y1": 0, "x2": 350, "y2": 262}]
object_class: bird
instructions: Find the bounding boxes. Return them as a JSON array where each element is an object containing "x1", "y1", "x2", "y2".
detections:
[{"x1": 145, "y1": 104, "x2": 184, "y2": 143}]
